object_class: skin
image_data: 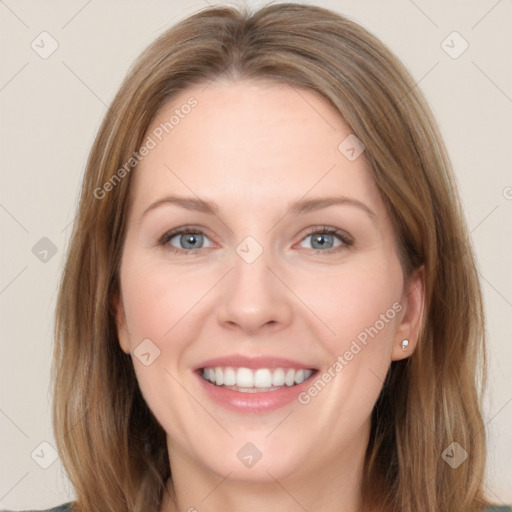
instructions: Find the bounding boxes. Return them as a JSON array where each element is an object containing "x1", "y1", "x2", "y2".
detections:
[{"x1": 113, "y1": 79, "x2": 424, "y2": 512}]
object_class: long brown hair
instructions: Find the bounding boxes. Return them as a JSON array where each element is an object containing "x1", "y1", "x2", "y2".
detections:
[{"x1": 52, "y1": 3, "x2": 489, "y2": 511}]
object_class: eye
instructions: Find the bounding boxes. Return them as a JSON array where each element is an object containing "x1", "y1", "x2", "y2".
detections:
[
  {"x1": 159, "y1": 225, "x2": 353, "y2": 255},
  {"x1": 298, "y1": 226, "x2": 353, "y2": 254},
  {"x1": 159, "y1": 227, "x2": 214, "y2": 255}
]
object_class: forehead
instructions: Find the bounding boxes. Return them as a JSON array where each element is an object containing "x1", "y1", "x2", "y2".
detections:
[{"x1": 130, "y1": 79, "x2": 382, "y2": 216}]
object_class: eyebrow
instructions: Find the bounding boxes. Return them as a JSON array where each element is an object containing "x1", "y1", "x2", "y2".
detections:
[{"x1": 141, "y1": 194, "x2": 377, "y2": 221}]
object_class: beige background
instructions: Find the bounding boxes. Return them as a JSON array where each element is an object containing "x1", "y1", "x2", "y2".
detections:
[{"x1": 1, "y1": 0, "x2": 511, "y2": 508}]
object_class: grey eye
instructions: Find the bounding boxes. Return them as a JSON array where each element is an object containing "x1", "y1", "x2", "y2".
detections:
[
  {"x1": 299, "y1": 232, "x2": 343, "y2": 250},
  {"x1": 169, "y1": 232, "x2": 212, "y2": 250}
]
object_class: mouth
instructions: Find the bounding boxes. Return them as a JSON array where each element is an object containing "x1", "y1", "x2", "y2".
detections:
[
  {"x1": 194, "y1": 362, "x2": 319, "y2": 413},
  {"x1": 198, "y1": 366, "x2": 317, "y2": 393}
]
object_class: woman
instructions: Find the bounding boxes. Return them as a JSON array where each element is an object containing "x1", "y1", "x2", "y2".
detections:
[{"x1": 3, "y1": 2, "x2": 510, "y2": 512}]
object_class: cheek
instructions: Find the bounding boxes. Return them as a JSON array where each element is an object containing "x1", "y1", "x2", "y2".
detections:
[
  {"x1": 302, "y1": 258, "x2": 403, "y2": 358},
  {"x1": 119, "y1": 254, "x2": 205, "y2": 346},
  {"x1": 293, "y1": 259, "x2": 403, "y2": 438},
  {"x1": 121, "y1": 278, "x2": 174, "y2": 344},
  {"x1": 118, "y1": 256, "x2": 205, "y2": 432}
]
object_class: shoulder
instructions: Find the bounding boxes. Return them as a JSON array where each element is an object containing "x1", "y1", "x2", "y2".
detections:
[
  {"x1": 484, "y1": 507, "x2": 512, "y2": 511},
  {"x1": 0, "y1": 503, "x2": 74, "y2": 512}
]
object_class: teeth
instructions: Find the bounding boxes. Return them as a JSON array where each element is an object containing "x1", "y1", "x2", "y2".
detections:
[
  {"x1": 201, "y1": 366, "x2": 314, "y2": 389},
  {"x1": 236, "y1": 367, "x2": 254, "y2": 387},
  {"x1": 285, "y1": 368, "x2": 295, "y2": 386},
  {"x1": 224, "y1": 367, "x2": 236, "y2": 386},
  {"x1": 254, "y1": 369, "x2": 271, "y2": 387},
  {"x1": 272, "y1": 368, "x2": 285, "y2": 386}
]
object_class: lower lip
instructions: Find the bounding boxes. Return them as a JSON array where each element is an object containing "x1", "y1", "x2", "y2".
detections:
[{"x1": 195, "y1": 370, "x2": 317, "y2": 413}]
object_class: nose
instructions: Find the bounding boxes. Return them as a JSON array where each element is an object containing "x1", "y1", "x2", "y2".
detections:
[{"x1": 215, "y1": 246, "x2": 293, "y2": 336}]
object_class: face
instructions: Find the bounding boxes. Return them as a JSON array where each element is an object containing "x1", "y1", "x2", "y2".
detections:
[{"x1": 114, "y1": 79, "x2": 423, "y2": 486}]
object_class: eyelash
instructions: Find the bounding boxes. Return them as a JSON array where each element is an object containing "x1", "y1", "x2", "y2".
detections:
[{"x1": 158, "y1": 225, "x2": 353, "y2": 256}]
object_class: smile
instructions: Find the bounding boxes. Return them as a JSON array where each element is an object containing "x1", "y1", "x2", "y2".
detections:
[
  {"x1": 193, "y1": 354, "x2": 319, "y2": 412},
  {"x1": 201, "y1": 366, "x2": 315, "y2": 392}
]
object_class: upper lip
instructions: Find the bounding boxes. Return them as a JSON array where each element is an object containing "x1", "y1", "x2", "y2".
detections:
[{"x1": 194, "y1": 354, "x2": 318, "y2": 371}]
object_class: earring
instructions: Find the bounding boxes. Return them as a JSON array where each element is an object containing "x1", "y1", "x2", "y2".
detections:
[{"x1": 401, "y1": 339, "x2": 409, "y2": 351}]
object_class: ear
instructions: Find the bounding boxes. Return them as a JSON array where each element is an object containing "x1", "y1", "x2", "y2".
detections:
[
  {"x1": 111, "y1": 289, "x2": 131, "y2": 355},
  {"x1": 392, "y1": 265, "x2": 425, "y2": 361}
]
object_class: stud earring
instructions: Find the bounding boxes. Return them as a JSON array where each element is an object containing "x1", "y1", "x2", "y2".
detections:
[{"x1": 401, "y1": 339, "x2": 409, "y2": 351}]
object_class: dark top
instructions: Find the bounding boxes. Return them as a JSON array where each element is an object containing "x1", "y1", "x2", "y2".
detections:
[
  {"x1": 0, "y1": 505, "x2": 73, "y2": 512},
  {"x1": 1, "y1": 503, "x2": 511, "y2": 511}
]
